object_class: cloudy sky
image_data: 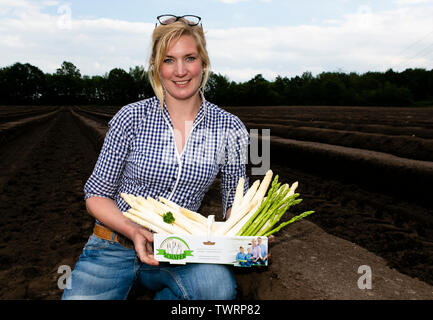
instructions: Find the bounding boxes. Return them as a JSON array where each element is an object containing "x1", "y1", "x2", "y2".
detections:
[{"x1": 1, "y1": 0, "x2": 433, "y2": 82}]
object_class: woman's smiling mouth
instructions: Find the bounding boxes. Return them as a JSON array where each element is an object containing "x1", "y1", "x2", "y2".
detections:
[{"x1": 173, "y1": 79, "x2": 191, "y2": 87}]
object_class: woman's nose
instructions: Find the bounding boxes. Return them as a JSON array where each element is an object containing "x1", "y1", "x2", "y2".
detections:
[{"x1": 175, "y1": 61, "x2": 187, "y2": 76}]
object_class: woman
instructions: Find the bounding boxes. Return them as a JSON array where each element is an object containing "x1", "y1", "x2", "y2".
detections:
[{"x1": 62, "y1": 15, "x2": 250, "y2": 300}]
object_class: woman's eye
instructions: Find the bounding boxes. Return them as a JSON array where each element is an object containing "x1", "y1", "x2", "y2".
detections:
[
  {"x1": 186, "y1": 56, "x2": 196, "y2": 62},
  {"x1": 163, "y1": 58, "x2": 174, "y2": 63}
]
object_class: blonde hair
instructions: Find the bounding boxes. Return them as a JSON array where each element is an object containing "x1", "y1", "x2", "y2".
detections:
[{"x1": 148, "y1": 19, "x2": 210, "y2": 108}]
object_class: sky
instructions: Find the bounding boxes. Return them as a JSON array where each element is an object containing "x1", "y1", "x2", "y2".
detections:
[{"x1": 1, "y1": 0, "x2": 433, "y2": 82}]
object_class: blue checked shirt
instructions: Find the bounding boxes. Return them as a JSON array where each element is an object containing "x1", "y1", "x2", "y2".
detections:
[{"x1": 84, "y1": 95, "x2": 249, "y2": 219}]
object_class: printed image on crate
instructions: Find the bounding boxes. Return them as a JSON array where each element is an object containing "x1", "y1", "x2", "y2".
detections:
[{"x1": 233, "y1": 237, "x2": 268, "y2": 267}]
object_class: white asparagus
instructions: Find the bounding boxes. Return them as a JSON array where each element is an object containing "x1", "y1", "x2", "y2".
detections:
[
  {"x1": 123, "y1": 212, "x2": 168, "y2": 235},
  {"x1": 251, "y1": 170, "x2": 273, "y2": 205},
  {"x1": 128, "y1": 197, "x2": 162, "y2": 220},
  {"x1": 146, "y1": 196, "x2": 207, "y2": 235},
  {"x1": 179, "y1": 207, "x2": 209, "y2": 226},
  {"x1": 219, "y1": 171, "x2": 272, "y2": 235},
  {"x1": 122, "y1": 194, "x2": 190, "y2": 234},
  {"x1": 179, "y1": 216, "x2": 207, "y2": 234},
  {"x1": 121, "y1": 193, "x2": 138, "y2": 208},
  {"x1": 159, "y1": 197, "x2": 208, "y2": 226},
  {"x1": 230, "y1": 177, "x2": 245, "y2": 217},
  {"x1": 158, "y1": 197, "x2": 181, "y2": 210},
  {"x1": 128, "y1": 208, "x2": 190, "y2": 235},
  {"x1": 214, "y1": 199, "x2": 258, "y2": 236},
  {"x1": 143, "y1": 197, "x2": 168, "y2": 215},
  {"x1": 287, "y1": 181, "x2": 298, "y2": 197},
  {"x1": 135, "y1": 196, "x2": 155, "y2": 212},
  {"x1": 227, "y1": 181, "x2": 292, "y2": 236},
  {"x1": 225, "y1": 200, "x2": 262, "y2": 236},
  {"x1": 239, "y1": 179, "x2": 260, "y2": 210},
  {"x1": 122, "y1": 193, "x2": 207, "y2": 235},
  {"x1": 123, "y1": 194, "x2": 158, "y2": 215}
]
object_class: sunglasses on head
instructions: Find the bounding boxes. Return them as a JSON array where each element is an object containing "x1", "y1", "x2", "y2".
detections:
[{"x1": 156, "y1": 14, "x2": 202, "y2": 27}]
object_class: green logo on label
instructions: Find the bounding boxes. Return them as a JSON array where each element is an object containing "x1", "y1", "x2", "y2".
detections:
[{"x1": 157, "y1": 236, "x2": 193, "y2": 260}]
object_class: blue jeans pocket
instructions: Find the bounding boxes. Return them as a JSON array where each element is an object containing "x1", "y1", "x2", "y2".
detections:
[{"x1": 82, "y1": 235, "x2": 111, "y2": 253}]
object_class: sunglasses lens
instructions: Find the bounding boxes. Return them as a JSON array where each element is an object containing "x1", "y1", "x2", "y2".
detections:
[
  {"x1": 182, "y1": 15, "x2": 200, "y2": 26},
  {"x1": 158, "y1": 15, "x2": 177, "y2": 25}
]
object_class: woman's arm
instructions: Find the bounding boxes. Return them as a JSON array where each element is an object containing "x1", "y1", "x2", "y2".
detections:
[{"x1": 86, "y1": 196, "x2": 159, "y2": 266}]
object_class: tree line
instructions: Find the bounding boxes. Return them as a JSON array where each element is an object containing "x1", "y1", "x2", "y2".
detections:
[{"x1": 1, "y1": 61, "x2": 432, "y2": 107}]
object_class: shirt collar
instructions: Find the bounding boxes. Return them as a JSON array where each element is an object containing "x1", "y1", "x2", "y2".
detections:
[{"x1": 161, "y1": 91, "x2": 207, "y2": 128}]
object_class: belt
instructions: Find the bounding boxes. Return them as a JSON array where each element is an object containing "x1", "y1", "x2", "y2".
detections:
[{"x1": 93, "y1": 224, "x2": 135, "y2": 249}]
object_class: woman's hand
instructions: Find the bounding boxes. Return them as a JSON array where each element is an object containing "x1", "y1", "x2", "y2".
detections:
[{"x1": 131, "y1": 226, "x2": 159, "y2": 266}]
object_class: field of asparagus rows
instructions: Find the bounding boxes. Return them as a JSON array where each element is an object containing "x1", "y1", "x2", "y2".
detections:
[{"x1": 0, "y1": 104, "x2": 432, "y2": 299}]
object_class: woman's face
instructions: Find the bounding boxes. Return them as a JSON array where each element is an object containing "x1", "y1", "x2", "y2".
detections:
[{"x1": 160, "y1": 34, "x2": 203, "y2": 104}]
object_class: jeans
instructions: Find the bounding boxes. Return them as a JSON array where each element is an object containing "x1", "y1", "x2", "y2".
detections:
[{"x1": 61, "y1": 235, "x2": 237, "y2": 300}]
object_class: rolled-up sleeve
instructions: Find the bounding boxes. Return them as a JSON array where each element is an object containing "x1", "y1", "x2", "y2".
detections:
[
  {"x1": 220, "y1": 116, "x2": 249, "y2": 219},
  {"x1": 84, "y1": 106, "x2": 133, "y2": 200}
]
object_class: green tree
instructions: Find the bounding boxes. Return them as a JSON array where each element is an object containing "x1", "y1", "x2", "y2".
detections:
[
  {"x1": 129, "y1": 66, "x2": 154, "y2": 100},
  {"x1": 0, "y1": 62, "x2": 46, "y2": 104},
  {"x1": 48, "y1": 61, "x2": 83, "y2": 104},
  {"x1": 242, "y1": 74, "x2": 275, "y2": 106},
  {"x1": 106, "y1": 68, "x2": 137, "y2": 105},
  {"x1": 205, "y1": 72, "x2": 231, "y2": 106},
  {"x1": 56, "y1": 61, "x2": 81, "y2": 78}
]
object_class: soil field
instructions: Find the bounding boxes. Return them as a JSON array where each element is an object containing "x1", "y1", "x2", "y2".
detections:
[{"x1": 0, "y1": 104, "x2": 432, "y2": 300}]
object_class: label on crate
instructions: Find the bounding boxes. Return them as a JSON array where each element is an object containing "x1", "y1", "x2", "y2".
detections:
[{"x1": 153, "y1": 234, "x2": 268, "y2": 267}]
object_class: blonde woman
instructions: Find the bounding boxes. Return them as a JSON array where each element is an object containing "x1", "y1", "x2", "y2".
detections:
[{"x1": 62, "y1": 15, "x2": 249, "y2": 300}]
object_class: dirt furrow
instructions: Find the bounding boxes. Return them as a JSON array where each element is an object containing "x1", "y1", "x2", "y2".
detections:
[
  {"x1": 243, "y1": 118, "x2": 433, "y2": 139},
  {"x1": 0, "y1": 107, "x2": 97, "y2": 299},
  {"x1": 0, "y1": 107, "x2": 57, "y2": 125},
  {"x1": 244, "y1": 122, "x2": 433, "y2": 161},
  {"x1": 0, "y1": 110, "x2": 60, "y2": 191}
]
